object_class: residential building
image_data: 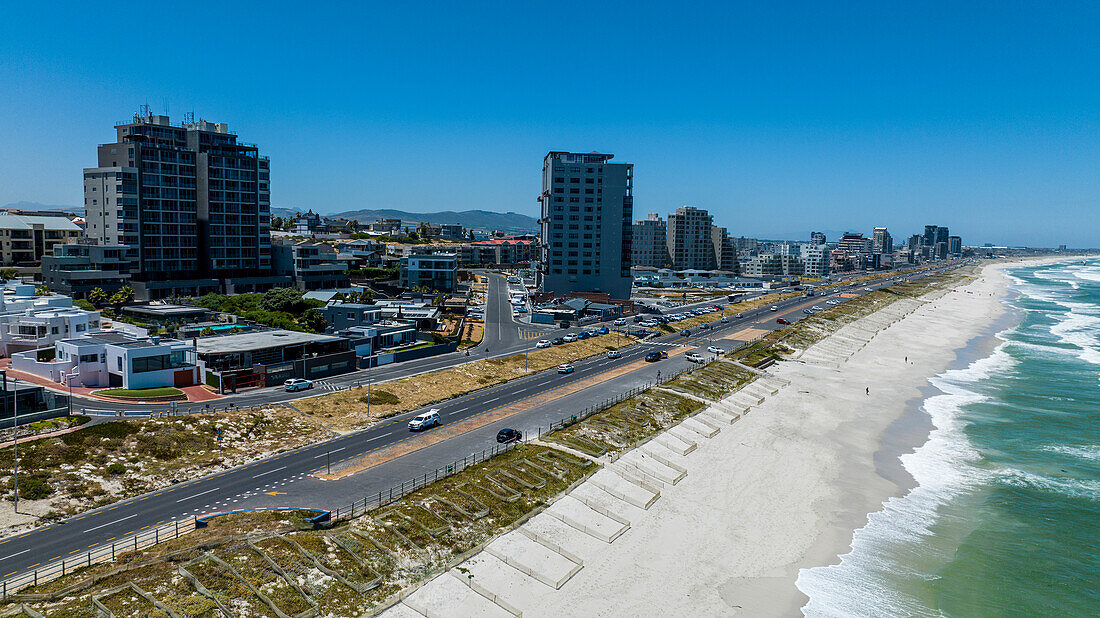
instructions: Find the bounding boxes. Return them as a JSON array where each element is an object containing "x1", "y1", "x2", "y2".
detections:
[
  {"x1": 810, "y1": 231, "x2": 826, "y2": 246},
  {"x1": 0, "y1": 213, "x2": 82, "y2": 266},
  {"x1": 838, "y1": 232, "x2": 872, "y2": 255},
  {"x1": 733, "y1": 237, "x2": 760, "y2": 255},
  {"x1": 537, "y1": 151, "x2": 633, "y2": 300},
  {"x1": 319, "y1": 303, "x2": 382, "y2": 331},
  {"x1": 948, "y1": 235, "x2": 962, "y2": 256},
  {"x1": 465, "y1": 239, "x2": 538, "y2": 266},
  {"x1": 84, "y1": 111, "x2": 278, "y2": 300},
  {"x1": 800, "y1": 244, "x2": 830, "y2": 277},
  {"x1": 12, "y1": 331, "x2": 196, "y2": 389},
  {"x1": 338, "y1": 324, "x2": 419, "y2": 356},
  {"x1": 399, "y1": 252, "x2": 457, "y2": 292},
  {"x1": 872, "y1": 227, "x2": 893, "y2": 255},
  {"x1": 740, "y1": 253, "x2": 803, "y2": 278},
  {"x1": 0, "y1": 291, "x2": 102, "y2": 356},
  {"x1": 632, "y1": 214, "x2": 669, "y2": 268},
  {"x1": 196, "y1": 330, "x2": 354, "y2": 390},
  {"x1": 666, "y1": 206, "x2": 715, "y2": 270},
  {"x1": 271, "y1": 239, "x2": 350, "y2": 290},
  {"x1": 42, "y1": 240, "x2": 135, "y2": 298},
  {"x1": 711, "y1": 225, "x2": 739, "y2": 273}
]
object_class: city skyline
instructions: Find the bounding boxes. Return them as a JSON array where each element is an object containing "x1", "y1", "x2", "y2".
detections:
[{"x1": 2, "y1": 2, "x2": 1098, "y2": 247}]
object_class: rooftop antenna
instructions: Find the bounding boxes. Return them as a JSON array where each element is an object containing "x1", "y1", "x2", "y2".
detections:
[
  {"x1": 163, "y1": 98, "x2": 169, "y2": 117},
  {"x1": 139, "y1": 102, "x2": 150, "y2": 118},
  {"x1": 183, "y1": 109, "x2": 194, "y2": 125}
]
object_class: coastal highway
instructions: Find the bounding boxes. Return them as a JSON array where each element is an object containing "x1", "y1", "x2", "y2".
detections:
[{"x1": 0, "y1": 262, "x2": 966, "y2": 580}]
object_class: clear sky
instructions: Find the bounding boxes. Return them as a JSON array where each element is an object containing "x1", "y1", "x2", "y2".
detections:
[{"x1": 1, "y1": 1, "x2": 1097, "y2": 246}]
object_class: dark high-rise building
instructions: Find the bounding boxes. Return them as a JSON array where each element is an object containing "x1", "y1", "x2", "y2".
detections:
[
  {"x1": 84, "y1": 111, "x2": 283, "y2": 299},
  {"x1": 810, "y1": 231, "x2": 826, "y2": 246},
  {"x1": 667, "y1": 206, "x2": 716, "y2": 270},
  {"x1": 632, "y1": 213, "x2": 669, "y2": 268},
  {"x1": 538, "y1": 151, "x2": 633, "y2": 299},
  {"x1": 948, "y1": 235, "x2": 962, "y2": 256}
]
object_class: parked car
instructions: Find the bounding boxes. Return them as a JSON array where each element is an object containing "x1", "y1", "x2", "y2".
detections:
[
  {"x1": 776, "y1": 317, "x2": 791, "y2": 325},
  {"x1": 606, "y1": 350, "x2": 622, "y2": 359},
  {"x1": 284, "y1": 378, "x2": 314, "y2": 392},
  {"x1": 563, "y1": 333, "x2": 578, "y2": 343},
  {"x1": 551, "y1": 337, "x2": 566, "y2": 345},
  {"x1": 557, "y1": 364, "x2": 575, "y2": 374},
  {"x1": 633, "y1": 315, "x2": 646, "y2": 323},
  {"x1": 613, "y1": 318, "x2": 628, "y2": 326},
  {"x1": 707, "y1": 346, "x2": 724, "y2": 354},
  {"x1": 685, "y1": 352, "x2": 705, "y2": 363},
  {"x1": 645, "y1": 351, "x2": 664, "y2": 362},
  {"x1": 586, "y1": 329, "x2": 600, "y2": 337},
  {"x1": 576, "y1": 331, "x2": 590, "y2": 340},
  {"x1": 496, "y1": 428, "x2": 522, "y2": 443},
  {"x1": 680, "y1": 329, "x2": 691, "y2": 337},
  {"x1": 597, "y1": 326, "x2": 610, "y2": 335},
  {"x1": 408, "y1": 410, "x2": 441, "y2": 431},
  {"x1": 536, "y1": 339, "x2": 552, "y2": 349}
]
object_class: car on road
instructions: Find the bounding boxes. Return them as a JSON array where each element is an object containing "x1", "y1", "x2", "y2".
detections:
[
  {"x1": 514, "y1": 306, "x2": 527, "y2": 313},
  {"x1": 685, "y1": 352, "x2": 705, "y2": 363},
  {"x1": 606, "y1": 350, "x2": 622, "y2": 359},
  {"x1": 496, "y1": 428, "x2": 522, "y2": 443},
  {"x1": 645, "y1": 351, "x2": 664, "y2": 362},
  {"x1": 587, "y1": 329, "x2": 600, "y2": 337},
  {"x1": 803, "y1": 308, "x2": 814, "y2": 315},
  {"x1": 551, "y1": 337, "x2": 566, "y2": 345},
  {"x1": 720, "y1": 316, "x2": 729, "y2": 323},
  {"x1": 633, "y1": 315, "x2": 646, "y2": 323},
  {"x1": 699, "y1": 323, "x2": 710, "y2": 329},
  {"x1": 597, "y1": 326, "x2": 610, "y2": 335},
  {"x1": 536, "y1": 339, "x2": 552, "y2": 349},
  {"x1": 613, "y1": 318, "x2": 628, "y2": 326},
  {"x1": 563, "y1": 333, "x2": 578, "y2": 343},
  {"x1": 284, "y1": 378, "x2": 313, "y2": 392},
  {"x1": 735, "y1": 313, "x2": 743, "y2": 318},
  {"x1": 576, "y1": 331, "x2": 590, "y2": 340},
  {"x1": 557, "y1": 364, "x2": 575, "y2": 374},
  {"x1": 680, "y1": 329, "x2": 691, "y2": 337},
  {"x1": 776, "y1": 317, "x2": 791, "y2": 325},
  {"x1": 770, "y1": 306, "x2": 779, "y2": 312},
  {"x1": 707, "y1": 346, "x2": 724, "y2": 354},
  {"x1": 409, "y1": 410, "x2": 441, "y2": 431}
]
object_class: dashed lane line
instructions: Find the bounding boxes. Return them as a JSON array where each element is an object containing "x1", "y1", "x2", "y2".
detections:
[{"x1": 252, "y1": 466, "x2": 287, "y2": 479}]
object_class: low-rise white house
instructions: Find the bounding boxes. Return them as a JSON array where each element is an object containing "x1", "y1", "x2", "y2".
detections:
[{"x1": 12, "y1": 331, "x2": 198, "y2": 389}]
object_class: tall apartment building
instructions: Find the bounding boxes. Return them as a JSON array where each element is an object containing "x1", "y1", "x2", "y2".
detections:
[
  {"x1": 800, "y1": 244, "x2": 830, "y2": 277},
  {"x1": 872, "y1": 227, "x2": 893, "y2": 255},
  {"x1": 632, "y1": 214, "x2": 669, "y2": 268},
  {"x1": 666, "y1": 206, "x2": 715, "y2": 270},
  {"x1": 711, "y1": 226, "x2": 739, "y2": 273},
  {"x1": 538, "y1": 152, "x2": 633, "y2": 300},
  {"x1": 838, "y1": 232, "x2": 871, "y2": 254},
  {"x1": 84, "y1": 111, "x2": 282, "y2": 299},
  {"x1": 810, "y1": 231, "x2": 826, "y2": 246},
  {"x1": 0, "y1": 213, "x2": 82, "y2": 266},
  {"x1": 948, "y1": 235, "x2": 962, "y2": 256}
]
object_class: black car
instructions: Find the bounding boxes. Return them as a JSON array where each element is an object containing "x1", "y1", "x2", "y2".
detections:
[
  {"x1": 496, "y1": 428, "x2": 522, "y2": 443},
  {"x1": 680, "y1": 329, "x2": 691, "y2": 336},
  {"x1": 699, "y1": 323, "x2": 711, "y2": 329},
  {"x1": 645, "y1": 351, "x2": 663, "y2": 362},
  {"x1": 551, "y1": 337, "x2": 566, "y2": 345}
]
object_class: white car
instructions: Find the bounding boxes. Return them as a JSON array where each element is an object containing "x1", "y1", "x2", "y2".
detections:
[
  {"x1": 284, "y1": 378, "x2": 313, "y2": 392},
  {"x1": 770, "y1": 306, "x2": 778, "y2": 312},
  {"x1": 535, "y1": 339, "x2": 552, "y2": 349},
  {"x1": 563, "y1": 333, "x2": 578, "y2": 343},
  {"x1": 707, "y1": 346, "x2": 724, "y2": 355},
  {"x1": 613, "y1": 318, "x2": 628, "y2": 326},
  {"x1": 408, "y1": 410, "x2": 441, "y2": 431},
  {"x1": 557, "y1": 364, "x2": 575, "y2": 374},
  {"x1": 684, "y1": 352, "x2": 705, "y2": 363}
]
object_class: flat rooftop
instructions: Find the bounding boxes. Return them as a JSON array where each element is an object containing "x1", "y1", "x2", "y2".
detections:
[
  {"x1": 195, "y1": 330, "x2": 344, "y2": 355},
  {"x1": 125, "y1": 304, "x2": 211, "y2": 317}
]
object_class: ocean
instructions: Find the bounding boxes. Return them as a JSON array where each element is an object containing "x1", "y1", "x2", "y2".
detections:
[{"x1": 796, "y1": 258, "x2": 1100, "y2": 617}]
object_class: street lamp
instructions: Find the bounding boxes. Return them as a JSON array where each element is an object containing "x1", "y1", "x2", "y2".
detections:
[{"x1": 12, "y1": 376, "x2": 18, "y2": 514}]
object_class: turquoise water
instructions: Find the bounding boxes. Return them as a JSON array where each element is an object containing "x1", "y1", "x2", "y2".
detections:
[{"x1": 797, "y1": 258, "x2": 1100, "y2": 616}]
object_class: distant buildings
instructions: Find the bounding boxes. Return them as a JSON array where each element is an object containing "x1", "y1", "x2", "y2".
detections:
[
  {"x1": 632, "y1": 214, "x2": 669, "y2": 268},
  {"x1": 42, "y1": 241, "x2": 135, "y2": 298},
  {"x1": 810, "y1": 231, "x2": 826, "y2": 246},
  {"x1": 538, "y1": 151, "x2": 633, "y2": 300},
  {"x1": 399, "y1": 252, "x2": 457, "y2": 292},
  {"x1": 948, "y1": 235, "x2": 962, "y2": 256},
  {"x1": 271, "y1": 239, "x2": 350, "y2": 291},
  {"x1": 0, "y1": 213, "x2": 82, "y2": 266},
  {"x1": 667, "y1": 206, "x2": 715, "y2": 270},
  {"x1": 872, "y1": 227, "x2": 893, "y2": 255},
  {"x1": 83, "y1": 111, "x2": 282, "y2": 300}
]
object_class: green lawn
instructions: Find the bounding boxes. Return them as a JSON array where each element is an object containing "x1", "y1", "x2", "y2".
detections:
[{"x1": 95, "y1": 387, "x2": 185, "y2": 398}]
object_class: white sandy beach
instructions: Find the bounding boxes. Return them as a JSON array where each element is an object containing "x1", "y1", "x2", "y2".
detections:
[{"x1": 381, "y1": 259, "x2": 1090, "y2": 618}]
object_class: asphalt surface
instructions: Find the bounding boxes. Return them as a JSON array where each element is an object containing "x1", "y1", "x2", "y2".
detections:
[{"x1": 0, "y1": 263, "x2": 967, "y2": 579}]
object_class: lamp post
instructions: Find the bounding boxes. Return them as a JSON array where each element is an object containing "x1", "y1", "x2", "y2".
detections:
[
  {"x1": 12, "y1": 377, "x2": 18, "y2": 514},
  {"x1": 366, "y1": 353, "x2": 373, "y2": 418}
]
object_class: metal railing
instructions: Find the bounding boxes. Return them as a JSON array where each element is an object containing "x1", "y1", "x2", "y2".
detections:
[{"x1": 0, "y1": 517, "x2": 198, "y2": 600}]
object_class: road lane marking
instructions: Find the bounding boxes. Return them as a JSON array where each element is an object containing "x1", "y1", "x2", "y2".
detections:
[
  {"x1": 84, "y1": 513, "x2": 140, "y2": 533},
  {"x1": 175, "y1": 487, "x2": 220, "y2": 503},
  {"x1": 252, "y1": 466, "x2": 287, "y2": 478},
  {"x1": 313, "y1": 447, "x2": 345, "y2": 459},
  {"x1": 0, "y1": 549, "x2": 31, "y2": 561}
]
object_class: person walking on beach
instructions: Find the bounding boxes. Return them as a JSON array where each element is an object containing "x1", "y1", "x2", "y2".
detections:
[{"x1": 866, "y1": 387, "x2": 870, "y2": 396}]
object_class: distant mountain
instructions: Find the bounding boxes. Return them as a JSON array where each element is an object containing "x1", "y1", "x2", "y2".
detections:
[
  {"x1": 1, "y1": 201, "x2": 82, "y2": 214},
  {"x1": 274, "y1": 208, "x2": 539, "y2": 233}
]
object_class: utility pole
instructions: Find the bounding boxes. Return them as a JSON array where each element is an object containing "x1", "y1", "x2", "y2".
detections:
[
  {"x1": 12, "y1": 377, "x2": 18, "y2": 514},
  {"x1": 366, "y1": 354, "x2": 373, "y2": 418}
]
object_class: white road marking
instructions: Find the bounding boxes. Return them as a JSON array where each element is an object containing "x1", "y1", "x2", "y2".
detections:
[
  {"x1": 252, "y1": 466, "x2": 287, "y2": 478},
  {"x1": 0, "y1": 548, "x2": 31, "y2": 560},
  {"x1": 84, "y1": 513, "x2": 140, "y2": 533},
  {"x1": 175, "y1": 487, "x2": 220, "y2": 503},
  {"x1": 313, "y1": 447, "x2": 346, "y2": 459}
]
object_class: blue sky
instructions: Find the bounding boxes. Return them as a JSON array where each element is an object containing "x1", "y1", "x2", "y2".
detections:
[{"x1": 1, "y1": 1, "x2": 1097, "y2": 246}]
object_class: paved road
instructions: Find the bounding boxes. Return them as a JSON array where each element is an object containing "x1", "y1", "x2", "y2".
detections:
[{"x1": 0, "y1": 262, "x2": 967, "y2": 579}]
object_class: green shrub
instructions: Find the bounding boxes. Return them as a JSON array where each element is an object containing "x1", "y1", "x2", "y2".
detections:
[
  {"x1": 105, "y1": 463, "x2": 126, "y2": 475},
  {"x1": 16, "y1": 477, "x2": 52, "y2": 500},
  {"x1": 358, "y1": 390, "x2": 400, "y2": 405}
]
